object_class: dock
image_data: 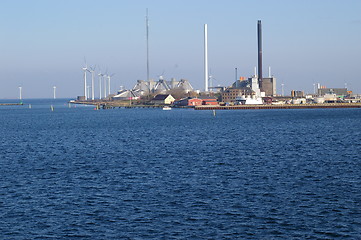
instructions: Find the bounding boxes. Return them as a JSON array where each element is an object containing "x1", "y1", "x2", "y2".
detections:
[
  {"x1": 71, "y1": 100, "x2": 166, "y2": 109},
  {"x1": 194, "y1": 103, "x2": 361, "y2": 110},
  {"x1": 0, "y1": 103, "x2": 23, "y2": 106}
]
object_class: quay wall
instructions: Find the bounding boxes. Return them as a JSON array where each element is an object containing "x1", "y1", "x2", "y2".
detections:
[
  {"x1": 72, "y1": 101, "x2": 361, "y2": 110},
  {"x1": 194, "y1": 103, "x2": 361, "y2": 110}
]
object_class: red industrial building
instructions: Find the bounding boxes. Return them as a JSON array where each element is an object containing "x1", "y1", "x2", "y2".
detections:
[
  {"x1": 174, "y1": 96, "x2": 218, "y2": 107},
  {"x1": 174, "y1": 97, "x2": 203, "y2": 106},
  {"x1": 198, "y1": 96, "x2": 218, "y2": 105}
]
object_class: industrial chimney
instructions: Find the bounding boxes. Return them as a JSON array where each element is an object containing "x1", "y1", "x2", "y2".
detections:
[
  {"x1": 257, "y1": 20, "x2": 262, "y2": 88},
  {"x1": 204, "y1": 24, "x2": 209, "y2": 92}
]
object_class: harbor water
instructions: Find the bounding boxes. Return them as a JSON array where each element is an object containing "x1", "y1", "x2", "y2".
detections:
[{"x1": 0, "y1": 99, "x2": 360, "y2": 239}]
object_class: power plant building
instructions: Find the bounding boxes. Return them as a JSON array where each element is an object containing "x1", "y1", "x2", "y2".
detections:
[
  {"x1": 318, "y1": 88, "x2": 348, "y2": 97},
  {"x1": 261, "y1": 77, "x2": 277, "y2": 96}
]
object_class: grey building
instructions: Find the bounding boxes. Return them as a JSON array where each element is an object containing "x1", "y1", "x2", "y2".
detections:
[
  {"x1": 318, "y1": 88, "x2": 348, "y2": 96},
  {"x1": 291, "y1": 90, "x2": 304, "y2": 97},
  {"x1": 261, "y1": 77, "x2": 277, "y2": 96},
  {"x1": 132, "y1": 77, "x2": 194, "y2": 95}
]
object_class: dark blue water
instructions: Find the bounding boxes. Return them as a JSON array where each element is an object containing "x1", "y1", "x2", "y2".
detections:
[{"x1": 1, "y1": 99, "x2": 360, "y2": 239}]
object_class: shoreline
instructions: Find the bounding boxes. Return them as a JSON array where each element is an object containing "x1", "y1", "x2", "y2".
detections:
[
  {"x1": 71, "y1": 100, "x2": 361, "y2": 110},
  {"x1": 194, "y1": 103, "x2": 361, "y2": 110}
]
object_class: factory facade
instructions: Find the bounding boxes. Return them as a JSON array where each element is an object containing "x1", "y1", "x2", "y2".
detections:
[
  {"x1": 221, "y1": 75, "x2": 277, "y2": 103},
  {"x1": 318, "y1": 88, "x2": 348, "y2": 97}
]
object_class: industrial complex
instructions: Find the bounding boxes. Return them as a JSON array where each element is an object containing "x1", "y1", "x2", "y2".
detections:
[{"x1": 74, "y1": 20, "x2": 361, "y2": 109}]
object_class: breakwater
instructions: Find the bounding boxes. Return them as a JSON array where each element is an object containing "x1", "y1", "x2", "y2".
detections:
[{"x1": 0, "y1": 103, "x2": 23, "y2": 106}]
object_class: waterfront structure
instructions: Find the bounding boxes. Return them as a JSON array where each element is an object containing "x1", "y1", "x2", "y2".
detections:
[
  {"x1": 112, "y1": 89, "x2": 140, "y2": 100},
  {"x1": 174, "y1": 97, "x2": 203, "y2": 107},
  {"x1": 261, "y1": 77, "x2": 277, "y2": 96},
  {"x1": 235, "y1": 95, "x2": 263, "y2": 105},
  {"x1": 222, "y1": 88, "x2": 247, "y2": 103},
  {"x1": 291, "y1": 90, "x2": 305, "y2": 97},
  {"x1": 221, "y1": 74, "x2": 264, "y2": 103},
  {"x1": 132, "y1": 77, "x2": 194, "y2": 95},
  {"x1": 249, "y1": 76, "x2": 262, "y2": 97},
  {"x1": 221, "y1": 20, "x2": 274, "y2": 103},
  {"x1": 151, "y1": 94, "x2": 175, "y2": 105},
  {"x1": 198, "y1": 96, "x2": 218, "y2": 105},
  {"x1": 174, "y1": 96, "x2": 218, "y2": 106},
  {"x1": 194, "y1": 103, "x2": 361, "y2": 110},
  {"x1": 317, "y1": 88, "x2": 348, "y2": 97}
]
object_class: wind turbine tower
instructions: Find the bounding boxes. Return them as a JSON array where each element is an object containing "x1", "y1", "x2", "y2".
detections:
[
  {"x1": 103, "y1": 74, "x2": 107, "y2": 98},
  {"x1": 107, "y1": 74, "x2": 115, "y2": 96},
  {"x1": 53, "y1": 86, "x2": 56, "y2": 99},
  {"x1": 204, "y1": 24, "x2": 209, "y2": 92},
  {"x1": 19, "y1": 86, "x2": 22, "y2": 100},
  {"x1": 82, "y1": 63, "x2": 88, "y2": 99},
  {"x1": 89, "y1": 66, "x2": 96, "y2": 100},
  {"x1": 98, "y1": 71, "x2": 103, "y2": 99}
]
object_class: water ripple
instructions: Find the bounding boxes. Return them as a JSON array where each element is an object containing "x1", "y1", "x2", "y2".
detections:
[{"x1": 0, "y1": 107, "x2": 360, "y2": 239}]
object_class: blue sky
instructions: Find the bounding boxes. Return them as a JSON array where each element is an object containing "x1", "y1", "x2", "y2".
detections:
[{"x1": 0, "y1": 0, "x2": 360, "y2": 98}]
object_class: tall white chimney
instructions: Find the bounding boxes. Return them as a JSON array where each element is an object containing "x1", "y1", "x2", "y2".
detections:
[{"x1": 204, "y1": 24, "x2": 209, "y2": 92}]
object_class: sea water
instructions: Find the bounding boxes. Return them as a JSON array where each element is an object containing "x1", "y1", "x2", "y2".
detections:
[{"x1": 0, "y1": 99, "x2": 360, "y2": 239}]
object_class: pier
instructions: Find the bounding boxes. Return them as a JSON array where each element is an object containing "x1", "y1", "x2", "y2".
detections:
[
  {"x1": 72, "y1": 100, "x2": 167, "y2": 109},
  {"x1": 0, "y1": 103, "x2": 23, "y2": 106}
]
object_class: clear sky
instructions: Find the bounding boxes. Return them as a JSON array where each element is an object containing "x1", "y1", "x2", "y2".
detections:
[{"x1": 1, "y1": 0, "x2": 360, "y2": 99}]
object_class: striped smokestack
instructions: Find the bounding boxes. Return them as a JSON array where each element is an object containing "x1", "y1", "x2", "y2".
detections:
[{"x1": 257, "y1": 20, "x2": 262, "y2": 88}]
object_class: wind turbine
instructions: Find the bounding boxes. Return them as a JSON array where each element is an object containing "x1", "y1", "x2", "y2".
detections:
[
  {"x1": 82, "y1": 60, "x2": 88, "y2": 99},
  {"x1": 19, "y1": 86, "x2": 22, "y2": 100},
  {"x1": 103, "y1": 73, "x2": 108, "y2": 98},
  {"x1": 103, "y1": 68, "x2": 109, "y2": 98},
  {"x1": 53, "y1": 86, "x2": 56, "y2": 99},
  {"x1": 107, "y1": 73, "x2": 115, "y2": 96},
  {"x1": 89, "y1": 65, "x2": 96, "y2": 100},
  {"x1": 98, "y1": 71, "x2": 103, "y2": 99},
  {"x1": 87, "y1": 85, "x2": 91, "y2": 99}
]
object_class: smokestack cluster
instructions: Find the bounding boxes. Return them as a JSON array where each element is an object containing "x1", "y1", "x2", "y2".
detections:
[{"x1": 257, "y1": 20, "x2": 262, "y2": 88}]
